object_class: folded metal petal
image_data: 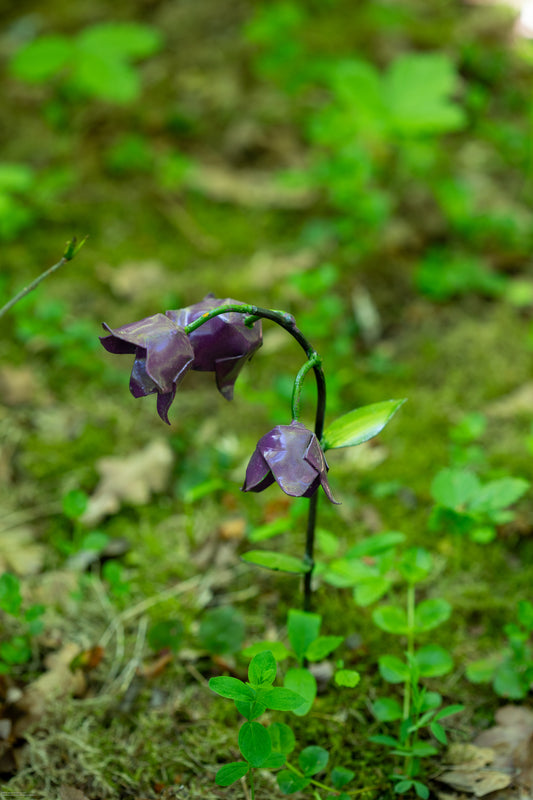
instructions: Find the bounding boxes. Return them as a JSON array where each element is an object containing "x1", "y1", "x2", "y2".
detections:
[{"x1": 167, "y1": 295, "x2": 262, "y2": 399}]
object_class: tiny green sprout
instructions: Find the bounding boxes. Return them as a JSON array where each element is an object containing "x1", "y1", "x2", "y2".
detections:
[{"x1": 0, "y1": 572, "x2": 45, "y2": 675}]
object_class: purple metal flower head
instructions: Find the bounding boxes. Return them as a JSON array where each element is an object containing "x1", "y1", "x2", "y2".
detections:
[
  {"x1": 100, "y1": 313, "x2": 194, "y2": 425},
  {"x1": 166, "y1": 294, "x2": 262, "y2": 400},
  {"x1": 242, "y1": 421, "x2": 339, "y2": 503}
]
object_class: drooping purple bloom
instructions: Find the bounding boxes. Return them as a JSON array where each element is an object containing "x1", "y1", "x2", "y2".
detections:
[
  {"x1": 100, "y1": 314, "x2": 194, "y2": 424},
  {"x1": 166, "y1": 294, "x2": 262, "y2": 400},
  {"x1": 242, "y1": 421, "x2": 339, "y2": 503}
]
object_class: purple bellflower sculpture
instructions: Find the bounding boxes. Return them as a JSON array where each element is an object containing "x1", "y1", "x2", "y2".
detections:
[
  {"x1": 167, "y1": 294, "x2": 262, "y2": 400},
  {"x1": 100, "y1": 313, "x2": 194, "y2": 425},
  {"x1": 242, "y1": 420, "x2": 339, "y2": 504}
]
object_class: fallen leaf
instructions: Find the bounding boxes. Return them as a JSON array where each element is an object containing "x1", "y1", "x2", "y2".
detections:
[
  {"x1": 15, "y1": 643, "x2": 86, "y2": 723},
  {"x1": 474, "y1": 705, "x2": 533, "y2": 792},
  {"x1": 186, "y1": 163, "x2": 317, "y2": 209},
  {"x1": 81, "y1": 440, "x2": 174, "y2": 525},
  {"x1": 438, "y1": 743, "x2": 510, "y2": 797},
  {"x1": 0, "y1": 527, "x2": 45, "y2": 576},
  {"x1": 59, "y1": 786, "x2": 90, "y2": 800},
  {"x1": 484, "y1": 382, "x2": 533, "y2": 418}
]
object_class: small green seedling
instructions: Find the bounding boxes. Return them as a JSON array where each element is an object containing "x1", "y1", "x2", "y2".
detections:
[
  {"x1": 368, "y1": 547, "x2": 463, "y2": 796},
  {"x1": 467, "y1": 600, "x2": 533, "y2": 699},
  {"x1": 430, "y1": 466, "x2": 529, "y2": 543},
  {"x1": 243, "y1": 608, "x2": 356, "y2": 715},
  {"x1": 198, "y1": 606, "x2": 246, "y2": 656},
  {"x1": 0, "y1": 572, "x2": 45, "y2": 674}
]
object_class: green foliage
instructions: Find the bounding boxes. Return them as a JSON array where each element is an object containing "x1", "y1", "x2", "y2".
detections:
[
  {"x1": 430, "y1": 467, "x2": 529, "y2": 543},
  {"x1": 322, "y1": 398, "x2": 406, "y2": 451},
  {"x1": 147, "y1": 619, "x2": 184, "y2": 653},
  {"x1": 198, "y1": 606, "x2": 245, "y2": 655},
  {"x1": 0, "y1": 573, "x2": 45, "y2": 674},
  {"x1": 467, "y1": 600, "x2": 533, "y2": 699},
  {"x1": 10, "y1": 22, "x2": 163, "y2": 104},
  {"x1": 415, "y1": 249, "x2": 506, "y2": 301}
]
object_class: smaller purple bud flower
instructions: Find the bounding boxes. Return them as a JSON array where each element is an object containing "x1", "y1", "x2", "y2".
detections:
[
  {"x1": 100, "y1": 313, "x2": 194, "y2": 425},
  {"x1": 167, "y1": 294, "x2": 262, "y2": 400},
  {"x1": 242, "y1": 421, "x2": 339, "y2": 504}
]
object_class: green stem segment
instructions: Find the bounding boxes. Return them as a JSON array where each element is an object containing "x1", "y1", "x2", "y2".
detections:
[
  {"x1": 185, "y1": 303, "x2": 327, "y2": 612},
  {"x1": 0, "y1": 236, "x2": 87, "y2": 320}
]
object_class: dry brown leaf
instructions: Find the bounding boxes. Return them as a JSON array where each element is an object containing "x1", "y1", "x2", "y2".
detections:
[
  {"x1": 59, "y1": 786, "x2": 90, "y2": 800},
  {"x1": 15, "y1": 643, "x2": 86, "y2": 723},
  {"x1": 186, "y1": 163, "x2": 317, "y2": 209},
  {"x1": 0, "y1": 527, "x2": 46, "y2": 576},
  {"x1": 438, "y1": 743, "x2": 510, "y2": 796},
  {"x1": 484, "y1": 382, "x2": 533, "y2": 418},
  {"x1": 474, "y1": 705, "x2": 533, "y2": 792},
  {"x1": 81, "y1": 440, "x2": 174, "y2": 525}
]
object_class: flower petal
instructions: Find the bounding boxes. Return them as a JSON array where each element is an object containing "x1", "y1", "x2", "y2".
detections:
[{"x1": 242, "y1": 449, "x2": 274, "y2": 493}]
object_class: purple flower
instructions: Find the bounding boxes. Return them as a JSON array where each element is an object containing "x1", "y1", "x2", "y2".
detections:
[
  {"x1": 166, "y1": 294, "x2": 262, "y2": 400},
  {"x1": 100, "y1": 313, "x2": 194, "y2": 424},
  {"x1": 242, "y1": 421, "x2": 339, "y2": 503}
]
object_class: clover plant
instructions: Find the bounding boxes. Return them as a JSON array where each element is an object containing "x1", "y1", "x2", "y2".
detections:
[
  {"x1": 0, "y1": 572, "x2": 45, "y2": 675},
  {"x1": 429, "y1": 466, "x2": 529, "y2": 544},
  {"x1": 367, "y1": 547, "x2": 463, "y2": 798},
  {"x1": 467, "y1": 600, "x2": 533, "y2": 699},
  {"x1": 10, "y1": 22, "x2": 162, "y2": 105},
  {"x1": 210, "y1": 650, "x2": 359, "y2": 799}
]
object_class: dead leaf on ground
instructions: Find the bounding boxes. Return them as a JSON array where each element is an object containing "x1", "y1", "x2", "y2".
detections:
[
  {"x1": 15, "y1": 642, "x2": 86, "y2": 724},
  {"x1": 81, "y1": 440, "x2": 174, "y2": 525},
  {"x1": 0, "y1": 527, "x2": 46, "y2": 576},
  {"x1": 437, "y1": 705, "x2": 533, "y2": 799},
  {"x1": 59, "y1": 785, "x2": 91, "y2": 800},
  {"x1": 438, "y1": 743, "x2": 510, "y2": 796},
  {"x1": 186, "y1": 163, "x2": 317, "y2": 209},
  {"x1": 484, "y1": 382, "x2": 533, "y2": 418},
  {"x1": 0, "y1": 365, "x2": 48, "y2": 406}
]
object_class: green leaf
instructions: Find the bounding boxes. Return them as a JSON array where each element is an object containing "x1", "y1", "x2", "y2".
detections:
[
  {"x1": 0, "y1": 573, "x2": 22, "y2": 616},
  {"x1": 414, "y1": 781, "x2": 430, "y2": 799},
  {"x1": 77, "y1": 22, "x2": 162, "y2": 60},
  {"x1": 10, "y1": 35, "x2": 74, "y2": 82},
  {"x1": 518, "y1": 600, "x2": 533, "y2": 631},
  {"x1": 147, "y1": 619, "x2": 184, "y2": 653},
  {"x1": 334, "y1": 669, "x2": 360, "y2": 688},
  {"x1": 431, "y1": 468, "x2": 481, "y2": 509},
  {"x1": 354, "y1": 576, "x2": 393, "y2": 606},
  {"x1": 434, "y1": 704, "x2": 464, "y2": 721},
  {"x1": 372, "y1": 697, "x2": 403, "y2": 721},
  {"x1": 261, "y1": 752, "x2": 286, "y2": 768},
  {"x1": 242, "y1": 641, "x2": 291, "y2": 661},
  {"x1": 241, "y1": 551, "x2": 310, "y2": 574},
  {"x1": 398, "y1": 548, "x2": 433, "y2": 584},
  {"x1": 430, "y1": 721, "x2": 448, "y2": 745},
  {"x1": 284, "y1": 668, "x2": 317, "y2": 716},
  {"x1": 469, "y1": 478, "x2": 529, "y2": 513},
  {"x1": 369, "y1": 734, "x2": 400, "y2": 747},
  {"x1": 70, "y1": 52, "x2": 139, "y2": 103},
  {"x1": 469, "y1": 526, "x2": 496, "y2": 544},
  {"x1": 378, "y1": 655, "x2": 409, "y2": 683},
  {"x1": 466, "y1": 656, "x2": 500, "y2": 684},
  {"x1": 386, "y1": 53, "x2": 466, "y2": 135},
  {"x1": 288, "y1": 609, "x2": 321, "y2": 662},
  {"x1": 306, "y1": 635, "x2": 343, "y2": 661},
  {"x1": 208, "y1": 676, "x2": 255, "y2": 702},
  {"x1": 346, "y1": 531, "x2": 406, "y2": 558},
  {"x1": 331, "y1": 766, "x2": 355, "y2": 789},
  {"x1": 0, "y1": 163, "x2": 34, "y2": 193},
  {"x1": 259, "y1": 687, "x2": 305, "y2": 711},
  {"x1": 493, "y1": 663, "x2": 528, "y2": 699},
  {"x1": 372, "y1": 605, "x2": 409, "y2": 635},
  {"x1": 248, "y1": 650, "x2": 277, "y2": 687},
  {"x1": 239, "y1": 721, "x2": 272, "y2": 767},
  {"x1": 277, "y1": 770, "x2": 310, "y2": 794},
  {"x1": 269, "y1": 722, "x2": 296, "y2": 755},
  {"x1": 199, "y1": 606, "x2": 245, "y2": 654},
  {"x1": 299, "y1": 746, "x2": 329, "y2": 776},
  {"x1": 322, "y1": 399, "x2": 406, "y2": 450},
  {"x1": 394, "y1": 780, "x2": 414, "y2": 794},
  {"x1": 414, "y1": 598, "x2": 451, "y2": 632},
  {"x1": 415, "y1": 645, "x2": 453, "y2": 677},
  {"x1": 248, "y1": 517, "x2": 290, "y2": 542},
  {"x1": 215, "y1": 761, "x2": 249, "y2": 786},
  {"x1": 234, "y1": 699, "x2": 267, "y2": 720},
  {"x1": 0, "y1": 637, "x2": 30, "y2": 664}
]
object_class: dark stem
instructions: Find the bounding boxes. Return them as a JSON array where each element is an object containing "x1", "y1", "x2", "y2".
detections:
[{"x1": 185, "y1": 303, "x2": 326, "y2": 611}]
